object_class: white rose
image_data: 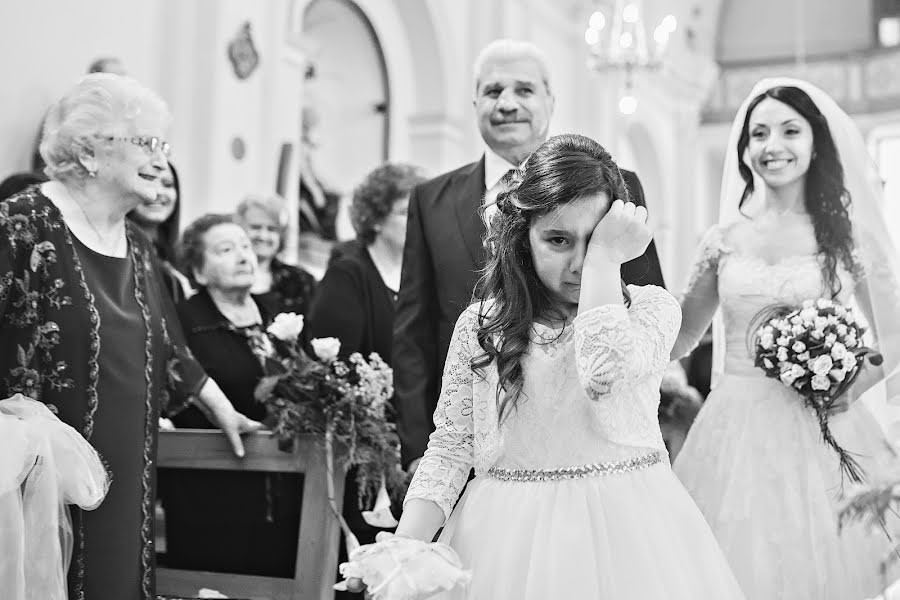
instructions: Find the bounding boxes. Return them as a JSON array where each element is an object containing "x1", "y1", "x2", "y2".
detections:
[
  {"x1": 845, "y1": 311, "x2": 856, "y2": 324},
  {"x1": 763, "y1": 358, "x2": 774, "y2": 369},
  {"x1": 842, "y1": 353, "x2": 857, "y2": 370},
  {"x1": 816, "y1": 298, "x2": 833, "y2": 309},
  {"x1": 836, "y1": 324, "x2": 848, "y2": 336},
  {"x1": 777, "y1": 336, "x2": 790, "y2": 347},
  {"x1": 814, "y1": 316, "x2": 829, "y2": 332},
  {"x1": 826, "y1": 315, "x2": 839, "y2": 325},
  {"x1": 797, "y1": 351, "x2": 811, "y2": 362},
  {"x1": 311, "y1": 337, "x2": 342, "y2": 362},
  {"x1": 792, "y1": 341, "x2": 807, "y2": 353},
  {"x1": 780, "y1": 368, "x2": 799, "y2": 386},
  {"x1": 824, "y1": 333, "x2": 837, "y2": 347},
  {"x1": 760, "y1": 334, "x2": 774, "y2": 350},
  {"x1": 790, "y1": 316, "x2": 803, "y2": 326},
  {"x1": 830, "y1": 343, "x2": 847, "y2": 360},
  {"x1": 808, "y1": 355, "x2": 834, "y2": 376},
  {"x1": 829, "y1": 368, "x2": 847, "y2": 382},
  {"x1": 267, "y1": 312, "x2": 305, "y2": 342},
  {"x1": 810, "y1": 330, "x2": 823, "y2": 340},
  {"x1": 811, "y1": 375, "x2": 831, "y2": 391},
  {"x1": 799, "y1": 308, "x2": 817, "y2": 323},
  {"x1": 777, "y1": 347, "x2": 789, "y2": 362},
  {"x1": 780, "y1": 364, "x2": 806, "y2": 386},
  {"x1": 846, "y1": 334, "x2": 858, "y2": 348}
]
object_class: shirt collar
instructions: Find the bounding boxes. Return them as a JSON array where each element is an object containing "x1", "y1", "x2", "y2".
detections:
[{"x1": 483, "y1": 146, "x2": 520, "y2": 190}]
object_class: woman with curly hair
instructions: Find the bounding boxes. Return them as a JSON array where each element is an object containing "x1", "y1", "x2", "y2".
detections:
[
  {"x1": 672, "y1": 79, "x2": 900, "y2": 599},
  {"x1": 306, "y1": 162, "x2": 424, "y2": 598},
  {"x1": 349, "y1": 134, "x2": 743, "y2": 599}
]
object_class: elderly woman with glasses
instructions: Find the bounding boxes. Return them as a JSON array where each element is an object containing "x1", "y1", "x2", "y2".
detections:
[
  {"x1": 0, "y1": 74, "x2": 260, "y2": 600},
  {"x1": 235, "y1": 194, "x2": 316, "y2": 317}
]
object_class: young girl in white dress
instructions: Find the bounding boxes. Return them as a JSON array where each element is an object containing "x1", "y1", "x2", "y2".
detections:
[
  {"x1": 672, "y1": 79, "x2": 900, "y2": 599},
  {"x1": 348, "y1": 134, "x2": 744, "y2": 599}
]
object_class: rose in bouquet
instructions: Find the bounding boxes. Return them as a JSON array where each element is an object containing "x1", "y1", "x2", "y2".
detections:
[
  {"x1": 255, "y1": 313, "x2": 409, "y2": 547},
  {"x1": 754, "y1": 298, "x2": 883, "y2": 483}
]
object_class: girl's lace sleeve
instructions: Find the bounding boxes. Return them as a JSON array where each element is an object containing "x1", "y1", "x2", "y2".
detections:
[
  {"x1": 670, "y1": 225, "x2": 726, "y2": 360},
  {"x1": 573, "y1": 285, "x2": 682, "y2": 399},
  {"x1": 403, "y1": 308, "x2": 476, "y2": 522}
]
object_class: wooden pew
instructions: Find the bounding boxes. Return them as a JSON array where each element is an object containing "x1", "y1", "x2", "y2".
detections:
[{"x1": 156, "y1": 429, "x2": 345, "y2": 600}]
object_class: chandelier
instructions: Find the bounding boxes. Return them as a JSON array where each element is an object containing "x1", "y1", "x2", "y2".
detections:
[{"x1": 585, "y1": 0, "x2": 677, "y2": 114}]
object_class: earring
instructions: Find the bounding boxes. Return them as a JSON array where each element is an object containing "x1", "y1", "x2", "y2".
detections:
[{"x1": 87, "y1": 169, "x2": 97, "y2": 178}]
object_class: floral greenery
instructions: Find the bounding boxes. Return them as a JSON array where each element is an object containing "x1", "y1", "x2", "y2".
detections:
[
  {"x1": 255, "y1": 332, "x2": 409, "y2": 510},
  {"x1": 752, "y1": 298, "x2": 882, "y2": 483},
  {"x1": 838, "y1": 480, "x2": 900, "y2": 584}
]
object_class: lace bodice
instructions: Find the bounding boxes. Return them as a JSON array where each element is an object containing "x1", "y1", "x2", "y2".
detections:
[
  {"x1": 404, "y1": 285, "x2": 680, "y2": 521},
  {"x1": 672, "y1": 224, "x2": 859, "y2": 376}
]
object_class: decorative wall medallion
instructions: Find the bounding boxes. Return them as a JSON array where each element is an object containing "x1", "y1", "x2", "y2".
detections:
[
  {"x1": 228, "y1": 21, "x2": 260, "y2": 80},
  {"x1": 231, "y1": 137, "x2": 246, "y2": 161}
]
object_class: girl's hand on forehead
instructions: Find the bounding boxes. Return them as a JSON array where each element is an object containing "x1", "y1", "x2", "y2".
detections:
[{"x1": 587, "y1": 199, "x2": 652, "y2": 265}]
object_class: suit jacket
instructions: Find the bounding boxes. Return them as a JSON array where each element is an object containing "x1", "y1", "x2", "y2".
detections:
[{"x1": 392, "y1": 156, "x2": 665, "y2": 465}]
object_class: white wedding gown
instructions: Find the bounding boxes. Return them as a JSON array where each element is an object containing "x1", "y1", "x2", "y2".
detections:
[
  {"x1": 673, "y1": 224, "x2": 899, "y2": 600},
  {"x1": 406, "y1": 285, "x2": 744, "y2": 599}
]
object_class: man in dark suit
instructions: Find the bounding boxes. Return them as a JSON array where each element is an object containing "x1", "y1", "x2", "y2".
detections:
[{"x1": 393, "y1": 39, "x2": 665, "y2": 470}]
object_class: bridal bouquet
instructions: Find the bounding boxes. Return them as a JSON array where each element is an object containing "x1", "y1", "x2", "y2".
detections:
[
  {"x1": 753, "y1": 298, "x2": 883, "y2": 483},
  {"x1": 255, "y1": 314, "x2": 409, "y2": 541}
]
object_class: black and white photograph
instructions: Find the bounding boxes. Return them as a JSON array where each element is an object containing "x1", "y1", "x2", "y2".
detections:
[{"x1": 2, "y1": 1, "x2": 900, "y2": 599}]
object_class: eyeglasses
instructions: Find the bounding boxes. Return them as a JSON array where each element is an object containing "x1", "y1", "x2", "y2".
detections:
[{"x1": 105, "y1": 136, "x2": 171, "y2": 157}]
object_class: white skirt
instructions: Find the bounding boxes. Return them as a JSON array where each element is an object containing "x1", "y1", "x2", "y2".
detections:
[
  {"x1": 675, "y1": 374, "x2": 899, "y2": 600},
  {"x1": 434, "y1": 457, "x2": 745, "y2": 599}
]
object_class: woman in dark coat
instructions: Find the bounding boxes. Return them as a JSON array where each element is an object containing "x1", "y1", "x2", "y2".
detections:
[
  {"x1": 306, "y1": 163, "x2": 423, "y2": 598},
  {"x1": 160, "y1": 214, "x2": 303, "y2": 577}
]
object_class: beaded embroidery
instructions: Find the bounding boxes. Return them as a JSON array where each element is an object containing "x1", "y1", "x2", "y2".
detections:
[{"x1": 487, "y1": 451, "x2": 661, "y2": 482}]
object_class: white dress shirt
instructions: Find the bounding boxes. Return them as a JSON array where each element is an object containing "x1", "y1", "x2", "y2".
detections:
[{"x1": 482, "y1": 147, "x2": 519, "y2": 225}]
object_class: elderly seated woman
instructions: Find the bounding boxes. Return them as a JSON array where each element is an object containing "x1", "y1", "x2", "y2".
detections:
[
  {"x1": 158, "y1": 214, "x2": 303, "y2": 578},
  {"x1": 236, "y1": 194, "x2": 316, "y2": 316}
]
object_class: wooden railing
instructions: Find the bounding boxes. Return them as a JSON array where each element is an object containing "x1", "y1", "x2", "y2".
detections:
[{"x1": 156, "y1": 429, "x2": 346, "y2": 600}]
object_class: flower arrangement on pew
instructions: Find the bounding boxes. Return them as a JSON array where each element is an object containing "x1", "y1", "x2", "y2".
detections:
[{"x1": 255, "y1": 313, "x2": 409, "y2": 548}]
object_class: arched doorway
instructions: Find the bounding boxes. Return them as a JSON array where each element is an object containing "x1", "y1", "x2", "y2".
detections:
[{"x1": 301, "y1": 0, "x2": 390, "y2": 242}]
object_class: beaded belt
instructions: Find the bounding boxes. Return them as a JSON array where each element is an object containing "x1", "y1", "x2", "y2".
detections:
[{"x1": 487, "y1": 451, "x2": 662, "y2": 482}]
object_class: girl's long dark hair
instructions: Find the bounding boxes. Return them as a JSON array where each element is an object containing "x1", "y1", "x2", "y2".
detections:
[
  {"x1": 474, "y1": 133, "x2": 632, "y2": 423},
  {"x1": 737, "y1": 86, "x2": 854, "y2": 296}
]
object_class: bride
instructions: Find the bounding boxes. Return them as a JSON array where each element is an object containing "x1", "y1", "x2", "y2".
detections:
[{"x1": 672, "y1": 77, "x2": 900, "y2": 599}]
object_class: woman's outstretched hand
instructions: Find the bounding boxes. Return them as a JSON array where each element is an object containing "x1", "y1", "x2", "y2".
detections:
[{"x1": 587, "y1": 199, "x2": 652, "y2": 266}]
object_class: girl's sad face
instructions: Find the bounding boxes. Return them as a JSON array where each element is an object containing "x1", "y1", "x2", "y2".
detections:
[{"x1": 528, "y1": 192, "x2": 610, "y2": 316}]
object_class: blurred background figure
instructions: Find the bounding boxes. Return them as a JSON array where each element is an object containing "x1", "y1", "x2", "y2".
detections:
[
  {"x1": 0, "y1": 170, "x2": 47, "y2": 200},
  {"x1": 127, "y1": 161, "x2": 193, "y2": 302},
  {"x1": 87, "y1": 56, "x2": 128, "y2": 76},
  {"x1": 307, "y1": 161, "x2": 424, "y2": 599},
  {"x1": 236, "y1": 193, "x2": 317, "y2": 316}
]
